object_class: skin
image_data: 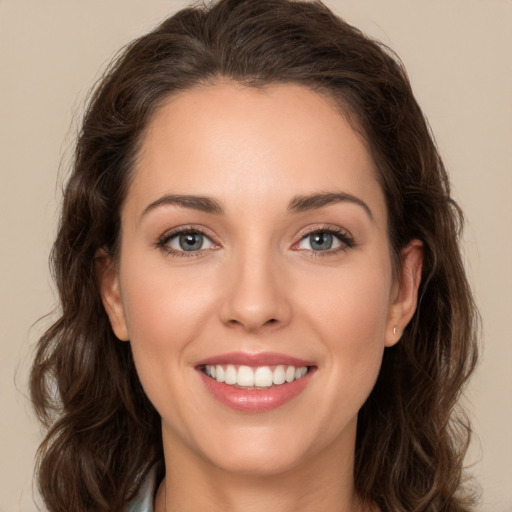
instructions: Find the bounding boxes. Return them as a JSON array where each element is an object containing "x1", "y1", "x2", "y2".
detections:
[{"x1": 100, "y1": 82, "x2": 423, "y2": 512}]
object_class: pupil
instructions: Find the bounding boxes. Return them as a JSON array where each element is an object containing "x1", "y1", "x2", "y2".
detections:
[
  {"x1": 310, "y1": 232, "x2": 332, "y2": 251},
  {"x1": 179, "y1": 232, "x2": 203, "y2": 251}
]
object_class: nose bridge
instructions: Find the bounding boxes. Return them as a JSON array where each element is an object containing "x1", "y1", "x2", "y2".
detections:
[{"x1": 220, "y1": 239, "x2": 291, "y2": 332}]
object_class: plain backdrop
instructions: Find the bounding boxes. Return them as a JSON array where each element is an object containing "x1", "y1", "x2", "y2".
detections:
[{"x1": 1, "y1": 1, "x2": 511, "y2": 511}]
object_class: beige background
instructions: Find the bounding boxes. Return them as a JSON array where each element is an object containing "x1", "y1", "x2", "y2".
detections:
[{"x1": 1, "y1": 1, "x2": 511, "y2": 510}]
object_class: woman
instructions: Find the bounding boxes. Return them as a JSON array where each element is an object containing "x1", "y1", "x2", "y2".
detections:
[{"x1": 30, "y1": 0, "x2": 479, "y2": 510}]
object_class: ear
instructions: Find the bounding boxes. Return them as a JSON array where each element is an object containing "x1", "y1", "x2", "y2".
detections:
[
  {"x1": 385, "y1": 240, "x2": 423, "y2": 347},
  {"x1": 95, "y1": 249, "x2": 129, "y2": 341}
]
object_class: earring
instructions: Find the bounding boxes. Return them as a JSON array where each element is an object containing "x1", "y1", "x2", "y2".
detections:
[{"x1": 393, "y1": 325, "x2": 398, "y2": 335}]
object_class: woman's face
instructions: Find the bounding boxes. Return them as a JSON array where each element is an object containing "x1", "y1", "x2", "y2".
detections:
[{"x1": 101, "y1": 82, "x2": 421, "y2": 476}]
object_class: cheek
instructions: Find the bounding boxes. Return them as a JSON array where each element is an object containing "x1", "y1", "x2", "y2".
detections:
[
  {"x1": 117, "y1": 258, "x2": 221, "y2": 406},
  {"x1": 120, "y1": 261, "x2": 214, "y2": 346},
  {"x1": 326, "y1": 282, "x2": 389, "y2": 370},
  {"x1": 301, "y1": 259, "x2": 392, "y2": 415},
  {"x1": 306, "y1": 260, "x2": 392, "y2": 343},
  {"x1": 117, "y1": 258, "x2": 223, "y2": 425}
]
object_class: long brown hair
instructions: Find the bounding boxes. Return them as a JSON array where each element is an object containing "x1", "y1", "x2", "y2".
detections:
[{"x1": 31, "y1": 1, "x2": 479, "y2": 510}]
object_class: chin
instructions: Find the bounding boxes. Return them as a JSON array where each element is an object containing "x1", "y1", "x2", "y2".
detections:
[
  {"x1": 210, "y1": 447, "x2": 304, "y2": 477},
  {"x1": 191, "y1": 422, "x2": 326, "y2": 477}
]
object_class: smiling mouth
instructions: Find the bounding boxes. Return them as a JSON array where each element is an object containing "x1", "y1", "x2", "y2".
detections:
[{"x1": 200, "y1": 364, "x2": 313, "y2": 389}]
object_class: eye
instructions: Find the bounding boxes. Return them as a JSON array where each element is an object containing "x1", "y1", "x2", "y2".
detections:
[
  {"x1": 158, "y1": 228, "x2": 217, "y2": 255},
  {"x1": 296, "y1": 229, "x2": 353, "y2": 252}
]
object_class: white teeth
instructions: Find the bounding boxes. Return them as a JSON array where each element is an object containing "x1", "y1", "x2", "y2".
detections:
[
  {"x1": 237, "y1": 365, "x2": 255, "y2": 387},
  {"x1": 204, "y1": 364, "x2": 310, "y2": 388},
  {"x1": 254, "y1": 366, "x2": 273, "y2": 387},
  {"x1": 224, "y1": 364, "x2": 237, "y2": 385},
  {"x1": 272, "y1": 365, "x2": 286, "y2": 385}
]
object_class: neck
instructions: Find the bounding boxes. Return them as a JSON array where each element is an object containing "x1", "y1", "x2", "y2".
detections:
[{"x1": 154, "y1": 425, "x2": 373, "y2": 512}]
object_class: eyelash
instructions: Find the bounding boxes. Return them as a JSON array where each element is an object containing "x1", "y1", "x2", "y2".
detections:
[
  {"x1": 294, "y1": 226, "x2": 354, "y2": 257},
  {"x1": 156, "y1": 225, "x2": 354, "y2": 258},
  {"x1": 156, "y1": 226, "x2": 217, "y2": 258}
]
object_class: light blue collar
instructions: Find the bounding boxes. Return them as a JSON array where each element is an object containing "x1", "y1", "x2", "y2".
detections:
[{"x1": 126, "y1": 467, "x2": 157, "y2": 512}]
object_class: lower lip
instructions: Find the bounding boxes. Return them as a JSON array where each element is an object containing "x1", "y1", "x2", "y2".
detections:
[{"x1": 199, "y1": 370, "x2": 314, "y2": 412}]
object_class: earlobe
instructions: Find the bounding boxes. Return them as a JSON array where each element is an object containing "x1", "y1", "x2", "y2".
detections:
[
  {"x1": 385, "y1": 240, "x2": 423, "y2": 347},
  {"x1": 96, "y1": 249, "x2": 129, "y2": 341}
]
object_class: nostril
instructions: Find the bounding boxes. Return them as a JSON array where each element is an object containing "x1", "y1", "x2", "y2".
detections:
[{"x1": 226, "y1": 317, "x2": 279, "y2": 330}]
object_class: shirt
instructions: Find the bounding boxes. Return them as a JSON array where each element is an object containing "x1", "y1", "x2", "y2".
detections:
[{"x1": 126, "y1": 468, "x2": 157, "y2": 512}]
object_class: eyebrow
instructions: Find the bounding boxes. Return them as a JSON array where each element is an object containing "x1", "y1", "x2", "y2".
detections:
[
  {"x1": 140, "y1": 191, "x2": 373, "y2": 221},
  {"x1": 141, "y1": 194, "x2": 224, "y2": 219},
  {"x1": 288, "y1": 192, "x2": 373, "y2": 220}
]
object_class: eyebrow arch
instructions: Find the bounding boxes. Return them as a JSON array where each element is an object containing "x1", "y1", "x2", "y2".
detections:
[
  {"x1": 288, "y1": 192, "x2": 374, "y2": 220},
  {"x1": 141, "y1": 194, "x2": 224, "y2": 219}
]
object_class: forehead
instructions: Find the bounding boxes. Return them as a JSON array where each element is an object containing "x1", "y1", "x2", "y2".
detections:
[{"x1": 128, "y1": 81, "x2": 386, "y2": 222}]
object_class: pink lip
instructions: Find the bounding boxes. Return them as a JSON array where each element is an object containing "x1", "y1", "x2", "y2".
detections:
[
  {"x1": 196, "y1": 352, "x2": 317, "y2": 413},
  {"x1": 195, "y1": 351, "x2": 316, "y2": 368}
]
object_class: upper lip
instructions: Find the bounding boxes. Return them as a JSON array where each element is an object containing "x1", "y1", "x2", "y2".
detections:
[{"x1": 195, "y1": 351, "x2": 316, "y2": 368}]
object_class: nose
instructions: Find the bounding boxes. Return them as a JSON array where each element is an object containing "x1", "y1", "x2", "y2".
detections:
[{"x1": 219, "y1": 248, "x2": 292, "y2": 333}]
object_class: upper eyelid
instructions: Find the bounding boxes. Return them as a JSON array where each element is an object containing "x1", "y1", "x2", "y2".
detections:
[
  {"x1": 295, "y1": 224, "x2": 353, "y2": 241},
  {"x1": 158, "y1": 224, "x2": 216, "y2": 241}
]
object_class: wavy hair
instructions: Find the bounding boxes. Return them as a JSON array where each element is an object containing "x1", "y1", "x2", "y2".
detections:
[{"x1": 30, "y1": 1, "x2": 478, "y2": 510}]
